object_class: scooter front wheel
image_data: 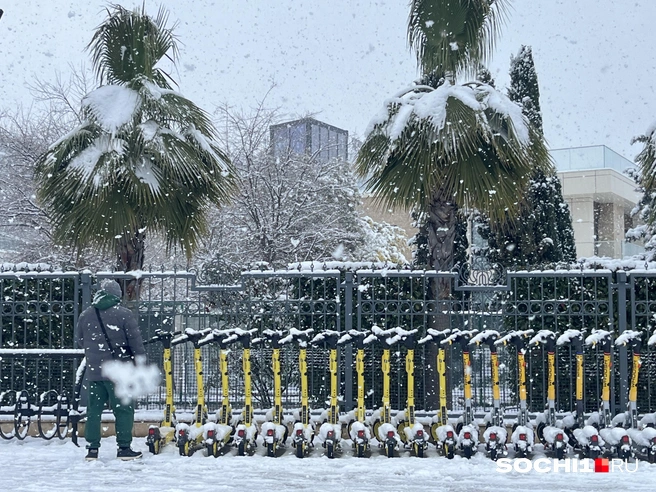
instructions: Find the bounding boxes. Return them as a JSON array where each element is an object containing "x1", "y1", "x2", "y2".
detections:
[
  {"x1": 148, "y1": 439, "x2": 161, "y2": 455},
  {"x1": 555, "y1": 446, "x2": 565, "y2": 460},
  {"x1": 178, "y1": 441, "x2": 190, "y2": 456},
  {"x1": 207, "y1": 441, "x2": 219, "y2": 458}
]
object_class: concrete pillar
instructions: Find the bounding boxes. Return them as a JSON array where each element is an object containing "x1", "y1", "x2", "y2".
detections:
[
  {"x1": 596, "y1": 202, "x2": 625, "y2": 258},
  {"x1": 568, "y1": 197, "x2": 595, "y2": 258}
]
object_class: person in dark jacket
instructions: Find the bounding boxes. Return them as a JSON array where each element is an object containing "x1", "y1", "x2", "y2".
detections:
[{"x1": 76, "y1": 279, "x2": 146, "y2": 461}]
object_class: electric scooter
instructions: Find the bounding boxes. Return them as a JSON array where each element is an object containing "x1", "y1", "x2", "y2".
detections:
[
  {"x1": 393, "y1": 328, "x2": 427, "y2": 457},
  {"x1": 173, "y1": 327, "x2": 214, "y2": 457},
  {"x1": 586, "y1": 330, "x2": 632, "y2": 460},
  {"x1": 259, "y1": 329, "x2": 289, "y2": 457},
  {"x1": 198, "y1": 327, "x2": 236, "y2": 457},
  {"x1": 530, "y1": 330, "x2": 568, "y2": 459},
  {"x1": 443, "y1": 329, "x2": 479, "y2": 459},
  {"x1": 369, "y1": 326, "x2": 402, "y2": 458},
  {"x1": 418, "y1": 328, "x2": 455, "y2": 458},
  {"x1": 339, "y1": 329, "x2": 371, "y2": 458},
  {"x1": 310, "y1": 330, "x2": 342, "y2": 458},
  {"x1": 144, "y1": 329, "x2": 179, "y2": 454},
  {"x1": 470, "y1": 330, "x2": 507, "y2": 461},
  {"x1": 224, "y1": 328, "x2": 259, "y2": 456},
  {"x1": 281, "y1": 328, "x2": 315, "y2": 458},
  {"x1": 496, "y1": 329, "x2": 534, "y2": 458},
  {"x1": 616, "y1": 330, "x2": 644, "y2": 461}
]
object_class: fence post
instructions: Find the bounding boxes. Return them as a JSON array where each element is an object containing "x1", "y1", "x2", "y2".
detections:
[
  {"x1": 616, "y1": 271, "x2": 628, "y2": 413},
  {"x1": 78, "y1": 272, "x2": 93, "y2": 348},
  {"x1": 344, "y1": 271, "x2": 354, "y2": 411}
]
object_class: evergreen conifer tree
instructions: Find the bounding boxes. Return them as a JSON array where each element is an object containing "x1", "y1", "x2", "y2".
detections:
[{"x1": 478, "y1": 46, "x2": 576, "y2": 269}]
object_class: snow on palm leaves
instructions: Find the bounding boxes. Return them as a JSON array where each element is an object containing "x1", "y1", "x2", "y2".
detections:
[
  {"x1": 357, "y1": 79, "x2": 548, "y2": 226},
  {"x1": 35, "y1": 5, "x2": 236, "y2": 264}
]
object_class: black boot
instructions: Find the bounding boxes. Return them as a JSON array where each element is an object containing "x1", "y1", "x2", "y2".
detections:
[
  {"x1": 117, "y1": 447, "x2": 143, "y2": 461},
  {"x1": 85, "y1": 448, "x2": 99, "y2": 461}
]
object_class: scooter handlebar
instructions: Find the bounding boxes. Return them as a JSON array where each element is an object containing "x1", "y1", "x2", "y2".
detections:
[
  {"x1": 310, "y1": 330, "x2": 341, "y2": 348},
  {"x1": 337, "y1": 329, "x2": 369, "y2": 349},
  {"x1": 280, "y1": 327, "x2": 314, "y2": 347},
  {"x1": 418, "y1": 328, "x2": 451, "y2": 345}
]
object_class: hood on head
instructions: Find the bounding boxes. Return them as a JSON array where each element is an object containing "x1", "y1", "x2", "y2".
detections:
[{"x1": 100, "y1": 279, "x2": 122, "y2": 298}]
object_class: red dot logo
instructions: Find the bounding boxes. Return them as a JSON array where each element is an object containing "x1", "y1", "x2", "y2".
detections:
[{"x1": 595, "y1": 458, "x2": 609, "y2": 473}]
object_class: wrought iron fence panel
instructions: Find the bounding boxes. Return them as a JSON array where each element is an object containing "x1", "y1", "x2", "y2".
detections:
[
  {"x1": 628, "y1": 272, "x2": 656, "y2": 414},
  {"x1": 2, "y1": 265, "x2": 653, "y2": 419},
  {"x1": 0, "y1": 271, "x2": 81, "y2": 396}
]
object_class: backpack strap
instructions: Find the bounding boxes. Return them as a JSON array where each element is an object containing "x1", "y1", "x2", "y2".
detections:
[{"x1": 94, "y1": 307, "x2": 121, "y2": 360}]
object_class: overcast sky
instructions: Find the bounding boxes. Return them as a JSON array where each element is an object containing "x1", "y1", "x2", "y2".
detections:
[{"x1": 2, "y1": 0, "x2": 655, "y2": 161}]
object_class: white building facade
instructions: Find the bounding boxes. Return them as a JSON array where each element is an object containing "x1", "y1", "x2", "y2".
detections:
[{"x1": 553, "y1": 145, "x2": 642, "y2": 259}]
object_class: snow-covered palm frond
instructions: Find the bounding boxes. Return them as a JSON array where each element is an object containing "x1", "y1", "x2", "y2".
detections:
[
  {"x1": 356, "y1": 80, "x2": 550, "y2": 225},
  {"x1": 408, "y1": 0, "x2": 509, "y2": 77},
  {"x1": 87, "y1": 4, "x2": 178, "y2": 87}
]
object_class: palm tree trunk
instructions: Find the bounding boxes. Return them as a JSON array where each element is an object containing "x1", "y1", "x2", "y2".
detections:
[
  {"x1": 115, "y1": 229, "x2": 146, "y2": 301},
  {"x1": 424, "y1": 195, "x2": 458, "y2": 410}
]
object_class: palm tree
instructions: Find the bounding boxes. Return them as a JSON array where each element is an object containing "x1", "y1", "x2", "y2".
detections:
[
  {"x1": 35, "y1": 5, "x2": 236, "y2": 297},
  {"x1": 357, "y1": 0, "x2": 550, "y2": 273},
  {"x1": 357, "y1": 0, "x2": 550, "y2": 409}
]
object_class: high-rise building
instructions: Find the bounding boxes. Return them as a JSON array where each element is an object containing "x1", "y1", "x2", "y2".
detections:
[{"x1": 270, "y1": 117, "x2": 348, "y2": 163}]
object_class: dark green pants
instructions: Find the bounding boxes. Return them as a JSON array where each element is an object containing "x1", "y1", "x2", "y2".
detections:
[{"x1": 85, "y1": 380, "x2": 134, "y2": 449}]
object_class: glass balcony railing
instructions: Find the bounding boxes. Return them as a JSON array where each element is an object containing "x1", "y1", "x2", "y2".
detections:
[{"x1": 550, "y1": 145, "x2": 635, "y2": 174}]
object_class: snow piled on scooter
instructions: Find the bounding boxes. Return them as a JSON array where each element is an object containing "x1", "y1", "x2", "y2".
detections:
[
  {"x1": 349, "y1": 421, "x2": 371, "y2": 440},
  {"x1": 560, "y1": 412, "x2": 576, "y2": 429},
  {"x1": 599, "y1": 426, "x2": 630, "y2": 446},
  {"x1": 175, "y1": 422, "x2": 204, "y2": 441},
  {"x1": 203, "y1": 423, "x2": 232, "y2": 444},
  {"x1": 542, "y1": 425, "x2": 569, "y2": 444},
  {"x1": 318, "y1": 422, "x2": 341, "y2": 444},
  {"x1": 261, "y1": 421, "x2": 287, "y2": 441},
  {"x1": 483, "y1": 425, "x2": 507, "y2": 443},
  {"x1": 640, "y1": 413, "x2": 656, "y2": 427},
  {"x1": 434, "y1": 423, "x2": 456, "y2": 443},
  {"x1": 457, "y1": 424, "x2": 479, "y2": 446},
  {"x1": 376, "y1": 422, "x2": 401, "y2": 443},
  {"x1": 556, "y1": 329, "x2": 583, "y2": 345},
  {"x1": 511, "y1": 425, "x2": 534, "y2": 446},
  {"x1": 573, "y1": 425, "x2": 605, "y2": 446},
  {"x1": 403, "y1": 422, "x2": 425, "y2": 442},
  {"x1": 235, "y1": 423, "x2": 258, "y2": 441},
  {"x1": 628, "y1": 427, "x2": 656, "y2": 447},
  {"x1": 292, "y1": 421, "x2": 315, "y2": 442}
]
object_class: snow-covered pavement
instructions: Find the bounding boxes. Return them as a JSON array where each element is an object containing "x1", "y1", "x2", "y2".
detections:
[{"x1": 2, "y1": 437, "x2": 655, "y2": 492}]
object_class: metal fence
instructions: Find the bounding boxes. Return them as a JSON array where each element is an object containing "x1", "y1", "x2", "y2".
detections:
[{"x1": 1, "y1": 265, "x2": 655, "y2": 418}]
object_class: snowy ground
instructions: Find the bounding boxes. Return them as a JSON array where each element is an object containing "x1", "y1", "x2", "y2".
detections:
[{"x1": 2, "y1": 437, "x2": 655, "y2": 492}]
